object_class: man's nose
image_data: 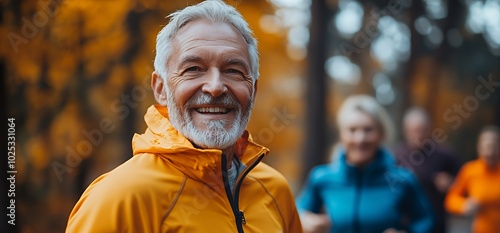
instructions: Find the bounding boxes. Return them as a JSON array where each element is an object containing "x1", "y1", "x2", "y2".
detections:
[{"x1": 202, "y1": 69, "x2": 227, "y2": 97}]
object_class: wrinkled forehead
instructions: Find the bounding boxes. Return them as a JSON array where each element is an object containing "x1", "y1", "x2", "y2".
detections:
[
  {"x1": 169, "y1": 19, "x2": 250, "y2": 63},
  {"x1": 175, "y1": 19, "x2": 247, "y2": 46}
]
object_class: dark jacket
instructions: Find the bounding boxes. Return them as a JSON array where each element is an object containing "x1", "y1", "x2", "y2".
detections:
[{"x1": 392, "y1": 144, "x2": 461, "y2": 233}]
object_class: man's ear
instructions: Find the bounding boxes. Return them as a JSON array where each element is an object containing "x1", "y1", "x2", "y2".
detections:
[{"x1": 151, "y1": 71, "x2": 168, "y2": 106}]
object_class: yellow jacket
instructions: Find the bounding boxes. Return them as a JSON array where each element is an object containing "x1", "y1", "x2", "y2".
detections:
[
  {"x1": 445, "y1": 159, "x2": 500, "y2": 232},
  {"x1": 66, "y1": 105, "x2": 302, "y2": 233}
]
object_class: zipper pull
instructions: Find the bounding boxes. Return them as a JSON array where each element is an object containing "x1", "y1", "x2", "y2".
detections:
[{"x1": 239, "y1": 211, "x2": 246, "y2": 224}]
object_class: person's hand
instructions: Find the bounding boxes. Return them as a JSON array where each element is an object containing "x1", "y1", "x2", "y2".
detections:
[
  {"x1": 434, "y1": 172, "x2": 453, "y2": 193},
  {"x1": 300, "y1": 211, "x2": 331, "y2": 233},
  {"x1": 383, "y1": 228, "x2": 407, "y2": 233},
  {"x1": 463, "y1": 198, "x2": 480, "y2": 216}
]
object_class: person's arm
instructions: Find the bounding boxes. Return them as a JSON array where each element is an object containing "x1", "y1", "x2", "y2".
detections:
[
  {"x1": 401, "y1": 171, "x2": 435, "y2": 233},
  {"x1": 445, "y1": 164, "x2": 470, "y2": 215},
  {"x1": 295, "y1": 167, "x2": 323, "y2": 214},
  {"x1": 433, "y1": 149, "x2": 463, "y2": 193},
  {"x1": 295, "y1": 167, "x2": 331, "y2": 233}
]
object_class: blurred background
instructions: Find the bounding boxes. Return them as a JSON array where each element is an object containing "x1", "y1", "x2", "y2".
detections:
[{"x1": 2, "y1": 0, "x2": 499, "y2": 232}]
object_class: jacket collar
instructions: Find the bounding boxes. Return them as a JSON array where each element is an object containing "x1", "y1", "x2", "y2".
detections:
[
  {"x1": 132, "y1": 104, "x2": 269, "y2": 187},
  {"x1": 477, "y1": 158, "x2": 500, "y2": 173},
  {"x1": 332, "y1": 147, "x2": 396, "y2": 178}
]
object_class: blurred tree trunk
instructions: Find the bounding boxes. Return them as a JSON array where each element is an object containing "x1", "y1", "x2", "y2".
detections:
[
  {"x1": 302, "y1": 0, "x2": 329, "y2": 180},
  {"x1": 402, "y1": 0, "x2": 425, "y2": 112},
  {"x1": 425, "y1": 1, "x2": 461, "y2": 119}
]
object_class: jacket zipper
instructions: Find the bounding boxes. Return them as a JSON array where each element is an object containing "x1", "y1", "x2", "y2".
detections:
[
  {"x1": 221, "y1": 153, "x2": 264, "y2": 233},
  {"x1": 353, "y1": 169, "x2": 363, "y2": 233}
]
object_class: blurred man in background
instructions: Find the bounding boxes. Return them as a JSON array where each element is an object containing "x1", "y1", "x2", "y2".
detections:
[{"x1": 392, "y1": 107, "x2": 462, "y2": 233}]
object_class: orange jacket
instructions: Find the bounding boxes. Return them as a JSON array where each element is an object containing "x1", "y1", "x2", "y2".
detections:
[
  {"x1": 445, "y1": 159, "x2": 500, "y2": 232},
  {"x1": 66, "y1": 105, "x2": 302, "y2": 233}
]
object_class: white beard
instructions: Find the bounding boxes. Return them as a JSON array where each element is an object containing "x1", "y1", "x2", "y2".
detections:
[{"x1": 166, "y1": 89, "x2": 253, "y2": 150}]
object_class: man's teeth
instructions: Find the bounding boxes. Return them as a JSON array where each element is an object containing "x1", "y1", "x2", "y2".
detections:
[{"x1": 197, "y1": 107, "x2": 229, "y2": 113}]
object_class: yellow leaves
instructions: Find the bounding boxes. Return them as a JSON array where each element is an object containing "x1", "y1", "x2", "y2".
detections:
[
  {"x1": 49, "y1": 9, "x2": 81, "y2": 48},
  {"x1": 83, "y1": 25, "x2": 128, "y2": 77},
  {"x1": 140, "y1": 15, "x2": 162, "y2": 54},
  {"x1": 107, "y1": 65, "x2": 130, "y2": 95},
  {"x1": 24, "y1": 86, "x2": 56, "y2": 113},
  {"x1": 11, "y1": 53, "x2": 42, "y2": 83},
  {"x1": 47, "y1": 52, "x2": 77, "y2": 91},
  {"x1": 88, "y1": 80, "x2": 120, "y2": 118},
  {"x1": 130, "y1": 57, "x2": 153, "y2": 84},
  {"x1": 64, "y1": 0, "x2": 132, "y2": 37},
  {"x1": 49, "y1": 101, "x2": 85, "y2": 159},
  {"x1": 26, "y1": 135, "x2": 50, "y2": 170},
  {"x1": 81, "y1": 1, "x2": 131, "y2": 37},
  {"x1": 84, "y1": 138, "x2": 126, "y2": 182},
  {"x1": 45, "y1": 0, "x2": 132, "y2": 77},
  {"x1": 135, "y1": 0, "x2": 158, "y2": 10}
]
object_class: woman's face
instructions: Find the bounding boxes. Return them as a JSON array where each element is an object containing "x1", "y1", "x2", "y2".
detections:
[
  {"x1": 340, "y1": 110, "x2": 383, "y2": 166},
  {"x1": 477, "y1": 131, "x2": 500, "y2": 167}
]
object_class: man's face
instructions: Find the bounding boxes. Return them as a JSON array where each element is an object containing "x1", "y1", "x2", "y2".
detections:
[
  {"x1": 404, "y1": 116, "x2": 431, "y2": 149},
  {"x1": 477, "y1": 131, "x2": 500, "y2": 167},
  {"x1": 164, "y1": 19, "x2": 255, "y2": 150}
]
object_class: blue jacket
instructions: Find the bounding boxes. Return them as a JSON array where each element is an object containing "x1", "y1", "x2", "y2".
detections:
[{"x1": 296, "y1": 148, "x2": 434, "y2": 233}]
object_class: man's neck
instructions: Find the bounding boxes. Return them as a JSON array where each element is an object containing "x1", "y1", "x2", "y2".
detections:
[
  {"x1": 190, "y1": 141, "x2": 236, "y2": 169},
  {"x1": 223, "y1": 146, "x2": 235, "y2": 169}
]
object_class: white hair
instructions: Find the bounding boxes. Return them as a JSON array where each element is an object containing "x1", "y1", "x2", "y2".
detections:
[
  {"x1": 337, "y1": 95, "x2": 396, "y2": 144},
  {"x1": 403, "y1": 107, "x2": 431, "y2": 127},
  {"x1": 154, "y1": 0, "x2": 259, "y2": 83}
]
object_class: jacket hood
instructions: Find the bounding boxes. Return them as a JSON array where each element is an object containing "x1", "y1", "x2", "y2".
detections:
[{"x1": 132, "y1": 104, "x2": 269, "y2": 185}]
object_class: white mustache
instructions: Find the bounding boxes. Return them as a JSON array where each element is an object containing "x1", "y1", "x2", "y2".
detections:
[{"x1": 185, "y1": 92, "x2": 239, "y2": 109}]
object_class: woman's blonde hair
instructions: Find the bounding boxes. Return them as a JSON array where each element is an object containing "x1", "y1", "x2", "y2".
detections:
[{"x1": 336, "y1": 95, "x2": 396, "y2": 144}]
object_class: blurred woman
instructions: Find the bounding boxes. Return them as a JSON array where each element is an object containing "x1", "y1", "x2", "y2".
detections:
[
  {"x1": 445, "y1": 126, "x2": 500, "y2": 232},
  {"x1": 296, "y1": 95, "x2": 434, "y2": 233}
]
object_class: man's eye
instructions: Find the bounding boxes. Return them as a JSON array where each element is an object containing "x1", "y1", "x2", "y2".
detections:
[
  {"x1": 225, "y1": 69, "x2": 242, "y2": 74},
  {"x1": 185, "y1": 67, "x2": 202, "y2": 72}
]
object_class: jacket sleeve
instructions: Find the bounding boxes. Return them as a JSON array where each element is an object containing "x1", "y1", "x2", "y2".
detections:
[
  {"x1": 66, "y1": 174, "x2": 161, "y2": 233},
  {"x1": 286, "y1": 193, "x2": 304, "y2": 233},
  {"x1": 295, "y1": 167, "x2": 323, "y2": 214},
  {"x1": 445, "y1": 163, "x2": 470, "y2": 215},
  {"x1": 402, "y1": 171, "x2": 435, "y2": 233}
]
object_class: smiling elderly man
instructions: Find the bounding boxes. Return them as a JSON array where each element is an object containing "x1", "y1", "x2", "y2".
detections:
[{"x1": 65, "y1": 1, "x2": 302, "y2": 232}]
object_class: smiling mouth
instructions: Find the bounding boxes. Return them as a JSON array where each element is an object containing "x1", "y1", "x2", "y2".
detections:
[{"x1": 195, "y1": 107, "x2": 231, "y2": 114}]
